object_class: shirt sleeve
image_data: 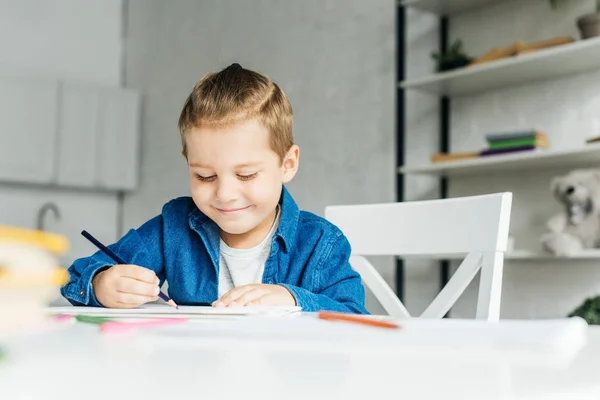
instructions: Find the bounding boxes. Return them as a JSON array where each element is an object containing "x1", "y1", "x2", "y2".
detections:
[
  {"x1": 60, "y1": 215, "x2": 166, "y2": 307},
  {"x1": 279, "y1": 232, "x2": 368, "y2": 314}
]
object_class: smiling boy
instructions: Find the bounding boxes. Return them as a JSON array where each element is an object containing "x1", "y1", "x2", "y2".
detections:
[{"x1": 61, "y1": 63, "x2": 367, "y2": 314}]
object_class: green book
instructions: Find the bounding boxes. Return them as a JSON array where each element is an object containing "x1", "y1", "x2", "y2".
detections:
[
  {"x1": 488, "y1": 137, "x2": 541, "y2": 150},
  {"x1": 486, "y1": 130, "x2": 538, "y2": 141}
]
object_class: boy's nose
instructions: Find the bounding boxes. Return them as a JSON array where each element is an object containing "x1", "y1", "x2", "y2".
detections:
[{"x1": 215, "y1": 180, "x2": 238, "y2": 202}]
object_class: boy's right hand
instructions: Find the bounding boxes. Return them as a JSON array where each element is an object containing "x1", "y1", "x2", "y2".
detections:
[{"x1": 92, "y1": 264, "x2": 160, "y2": 308}]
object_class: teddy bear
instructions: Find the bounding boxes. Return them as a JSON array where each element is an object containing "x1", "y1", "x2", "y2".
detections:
[{"x1": 541, "y1": 168, "x2": 600, "y2": 256}]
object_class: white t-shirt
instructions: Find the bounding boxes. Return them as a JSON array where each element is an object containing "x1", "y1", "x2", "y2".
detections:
[{"x1": 218, "y1": 207, "x2": 281, "y2": 298}]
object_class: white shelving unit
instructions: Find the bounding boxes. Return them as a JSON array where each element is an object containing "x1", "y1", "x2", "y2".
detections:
[
  {"x1": 399, "y1": 2, "x2": 600, "y2": 268},
  {"x1": 400, "y1": 143, "x2": 600, "y2": 177},
  {"x1": 505, "y1": 250, "x2": 600, "y2": 260},
  {"x1": 402, "y1": 249, "x2": 600, "y2": 261},
  {"x1": 400, "y1": 37, "x2": 600, "y2": 96},
  {"x1": 402, "y1": 0, "x2": 500, "y2": 15}
]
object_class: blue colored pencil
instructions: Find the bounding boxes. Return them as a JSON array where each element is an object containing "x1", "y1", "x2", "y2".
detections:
[{"x1": 81, "y1": 230, "x2": 178, "y2": 309}]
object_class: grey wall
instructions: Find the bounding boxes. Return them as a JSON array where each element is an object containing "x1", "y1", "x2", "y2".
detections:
[
  {"x1": 123, "y1": 0, "x2": 396, "y2": 313},
  {"x1": 0, "y1": 0, "x2": 122, "y2": 86}
]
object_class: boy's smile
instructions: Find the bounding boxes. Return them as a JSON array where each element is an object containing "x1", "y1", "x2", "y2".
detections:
[
  {"x1": 215, "y1": 205, "x2": 252, "y2": 216},
  {"x1": 184, "y1": 118, "x2": 299, "y2": 249}
]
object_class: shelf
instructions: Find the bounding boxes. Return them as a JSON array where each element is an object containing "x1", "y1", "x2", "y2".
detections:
[
  {"x1": 401, "y1": 0, "x2": 500, "y2": 15},
  {"x1": 505, "y1": 250, "x2": 600, "y2": 260},
  {"x1": 400, "y1": 37, "x2": 600, "y2": 97},
  {"x1": 401, "y1": 249, "x2": 600, "y2": 261},
  {"x1": 399, "y1": 144, "x2": 600, "y2": 177}
]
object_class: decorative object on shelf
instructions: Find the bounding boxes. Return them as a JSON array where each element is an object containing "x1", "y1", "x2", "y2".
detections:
[
  {"x1": 0, "y1": 226, "x2": 69, "y2": 342},
  {"x1": 548, "y1": 0, "x2": 600, "y2": 39},
  {"x1": 469, "y1": 37, "x2": 574, "y2": 66},
  {"x1": 568, "y1": 295, "x2": 600, "y2": 325},
  {"x1": 578, "y1": 13, "x2": 600, "y2": 39},
  {"x1": 430, "y1": 130, "x2": 548, "y2": 163},
  {"x1": 431, "y1": 39, "x2": 474, "y2": 72},
  {"x1": 541, "y1": 169, "x2": 600, "y2": 256}
]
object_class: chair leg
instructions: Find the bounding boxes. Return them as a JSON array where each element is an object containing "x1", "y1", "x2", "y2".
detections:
[
  {"x1": 476, "y1": 252, "x2": 504, "y2": 322},
  {"x1": 350, "y1": 255, "x2": 411, "y2": 318},
  {"x1": 421, "y1": 252, "x2": 482, "y2": 319}
]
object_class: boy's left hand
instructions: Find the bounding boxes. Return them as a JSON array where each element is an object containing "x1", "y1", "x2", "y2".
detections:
[{"x1": 213, "y1": 284, "x2": 296, "y2": 307}]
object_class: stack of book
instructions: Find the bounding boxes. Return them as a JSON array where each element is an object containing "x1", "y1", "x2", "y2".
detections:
[
  {"x1": 431, "y1": 130, "x2": 549, "y2": 163},
  {"x1": 0, "y1": 226, "x2": 69, "y2": 343},
  {"x1": 481, "y1": 130, "x2": 549, "y2": 157}
]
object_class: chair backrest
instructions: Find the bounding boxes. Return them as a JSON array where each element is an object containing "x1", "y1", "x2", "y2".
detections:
[
  {"x1": 325, "y1": 193, "x2": 512, "y2": 256},
  {"x1": 325, "y1": 193, "x2": 513, "y2": 321}
]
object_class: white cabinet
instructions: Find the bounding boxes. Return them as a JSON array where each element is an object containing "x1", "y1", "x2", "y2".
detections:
[
  {"x1": 0, "y1": 73, "x2": 141, "y2": 191},
  {"x1": 56, "y1": 83, "x2": 99, "y2": 187},
  {"x1": 57, "y1": 83, "x2": 141, "y2": 190},
  {"x1": 0, "y1": 76, "x2": 58, "y2": 184},
  {"x1": 96, "y1": 88, "x2": 141, "y2": 190}
]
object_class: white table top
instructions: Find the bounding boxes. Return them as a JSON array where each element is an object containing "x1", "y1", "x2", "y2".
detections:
[{"x1": 1, "y1": 314, "x2": 599, "y2": 400}]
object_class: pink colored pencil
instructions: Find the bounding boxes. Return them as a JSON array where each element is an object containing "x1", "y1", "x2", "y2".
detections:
[
  {"x1": 99, "y1": 318, "x2": 187, "y2": 333},
  {"x1": 51, "y1": 314, "x2": 74, "y2": 322}
]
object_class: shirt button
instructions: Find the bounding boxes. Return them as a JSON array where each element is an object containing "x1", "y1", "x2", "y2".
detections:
[{"x1": 79, "y1": 289, "x2": 84, "y2": 297}]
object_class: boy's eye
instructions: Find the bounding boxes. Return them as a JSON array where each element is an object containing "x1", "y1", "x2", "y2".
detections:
[
  {"x1": 238, "y1": 173, "x2": 257, "y2": 181},
  {"x1": 195, "y1": 174, "x2": 216, "y2": 182}
]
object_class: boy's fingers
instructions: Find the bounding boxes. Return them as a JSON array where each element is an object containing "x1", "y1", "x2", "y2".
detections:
[
  {"x1": 121, "y1": 265, "x2": 158, "y2": 283},
  {"x1": 116, "y1": 278, "x2": 160, "y2": 297},
  {"x1": 214, "y1": 285, "x2": 255, "y2": 306},
  {"x1": 246, "y1": 295, "x2": 270, "y2": 307},
  {"x1": 233, "y1": 289, "x2": 266, "y2": 307},
  {"x1": 116, "y1": 293, "x2": 159, "y2": 307}
]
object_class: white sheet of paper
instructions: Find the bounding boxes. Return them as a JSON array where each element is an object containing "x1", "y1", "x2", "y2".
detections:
[{"x1": 45, "y1": 304, "x2": 302, "y2": 318}]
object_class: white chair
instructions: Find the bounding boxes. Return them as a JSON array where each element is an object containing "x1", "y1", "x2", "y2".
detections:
[{"x1": 325, "y1": 192, "x2": 512, "y2": 322}]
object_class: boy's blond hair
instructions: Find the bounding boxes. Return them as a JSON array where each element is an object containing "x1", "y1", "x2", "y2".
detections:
[{"x1": 178, "y1": 63, "x2": 294, "y2": 162}]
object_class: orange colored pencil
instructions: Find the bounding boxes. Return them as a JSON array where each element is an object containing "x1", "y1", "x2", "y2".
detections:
[{"x1": 318, "y1": 311, "x2": 401, "y2": 329}]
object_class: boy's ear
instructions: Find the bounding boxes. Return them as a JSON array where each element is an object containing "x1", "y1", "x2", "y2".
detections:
[{"x1": 282, "y1": 145, "x2": 300, "y2": 183}]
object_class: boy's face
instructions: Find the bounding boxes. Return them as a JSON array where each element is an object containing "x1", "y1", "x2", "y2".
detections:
[{"x1": 184, "y1": 119, "x2": 299, "y2": 246}]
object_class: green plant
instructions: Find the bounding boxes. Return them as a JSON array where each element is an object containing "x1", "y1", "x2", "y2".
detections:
[
  {"x1": 568, "y1": 296, "x2": 600, "y2": 325},
  {"x1": 548, "y1": 0, "x2": 600, "y2": 12},
  {"x1": 431, "y1": 39, "x2": 473, "y2": 72}
]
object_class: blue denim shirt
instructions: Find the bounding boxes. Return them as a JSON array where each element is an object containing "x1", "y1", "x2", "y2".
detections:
[{"x1": 61, "y1": 186, "x2": 368, "y2": 314}]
